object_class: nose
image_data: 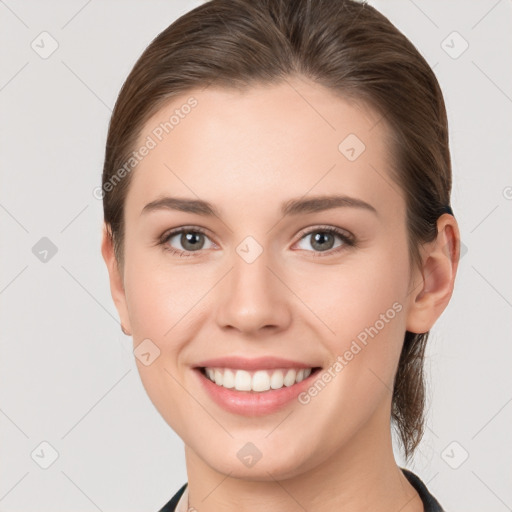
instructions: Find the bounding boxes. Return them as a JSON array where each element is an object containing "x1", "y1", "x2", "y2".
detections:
[{"x1": 214, "y1": 246, "x2": 292, "y2": 335}]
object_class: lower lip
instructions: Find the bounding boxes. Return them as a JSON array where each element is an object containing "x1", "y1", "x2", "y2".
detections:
[{"x1": 193, "y1": 367, "x2": 321, "y2": 416}]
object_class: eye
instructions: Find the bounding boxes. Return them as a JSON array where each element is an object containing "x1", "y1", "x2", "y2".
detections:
[
  {"x1": 159, "y1": 226, "x2": 215, "y2": 257},
  {"x1": 158, "y1": 225, "x2": 356, "y2": 258},
  {"x1": 294, "y1": 225, "x2": 356, "y2": 257}
]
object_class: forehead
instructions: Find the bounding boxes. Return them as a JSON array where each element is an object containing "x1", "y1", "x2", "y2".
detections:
[{"x1": 126, "y1": 77, "x2": 402, "y2": 220}]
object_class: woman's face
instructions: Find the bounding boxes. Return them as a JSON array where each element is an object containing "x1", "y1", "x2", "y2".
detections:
[{"x1": 104, "y1": 77, "x2": 433, "y2": 479}]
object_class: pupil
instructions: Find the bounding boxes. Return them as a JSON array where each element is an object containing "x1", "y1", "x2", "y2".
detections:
[
  {"x1": 313, "y1": 232, "x2": 333, "y2": 251},
  {"x1": 183, "y1": 232, "x2": 203, "y2": 250}
]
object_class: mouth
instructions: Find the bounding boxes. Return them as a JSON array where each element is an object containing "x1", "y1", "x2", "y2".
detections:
[
  {"x1": 195, "y1": 366, "x2": 323, "y2": 393},
  {"x1": 192, "y1": 364, "x2": 323, "y2": 416}
]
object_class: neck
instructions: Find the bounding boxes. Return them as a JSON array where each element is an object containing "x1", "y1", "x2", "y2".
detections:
[{"x1": 183, "y1": 400, "x2": 423, "y2": 512}]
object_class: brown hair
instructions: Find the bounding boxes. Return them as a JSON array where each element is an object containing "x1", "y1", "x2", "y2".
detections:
[{"x1": 102, "y1": 0, "x2": 452, "y2": 463}]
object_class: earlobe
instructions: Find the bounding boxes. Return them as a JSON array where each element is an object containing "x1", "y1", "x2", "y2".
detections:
[
  {"x1": 405, "y1": 214, "x2": 460, "y2": 334},
  {"x1": 100, "y1": 223, "x2": 132, "y2": 335}
]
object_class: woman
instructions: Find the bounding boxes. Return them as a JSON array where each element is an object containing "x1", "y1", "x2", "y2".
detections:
[{"x1": 100, "y1": 0, "x2": 459, "y2": 510}]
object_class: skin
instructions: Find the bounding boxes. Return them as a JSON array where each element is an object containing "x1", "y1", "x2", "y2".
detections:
[{"x1": 102, "y1": 75, "x2": 460, "y2": 512}]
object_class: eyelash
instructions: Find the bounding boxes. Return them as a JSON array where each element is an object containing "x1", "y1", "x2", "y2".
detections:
[{"x1": 158, "y1": 225, "x2": 357, "y2": 259}]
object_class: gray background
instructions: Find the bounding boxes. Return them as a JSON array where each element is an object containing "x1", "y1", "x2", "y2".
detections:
[{"x1": 1, "y1": 0, "x2": 511, "y2": 510}]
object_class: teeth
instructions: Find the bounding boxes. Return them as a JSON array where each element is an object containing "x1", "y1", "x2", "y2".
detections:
[{"x1": 203, "y1": 367, "x2": 314, "y2": 392}]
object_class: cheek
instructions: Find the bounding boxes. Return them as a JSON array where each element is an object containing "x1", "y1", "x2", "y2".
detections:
[
  {"x1": 301, "y1": 255, "x2": 407, "y2": 329},
  {"x1": 297, "y1": 263, "x2": 408, "y2": 428},
  {"x1": 124, "y1": 252, "x2": 197, "y2": 431},
  {"x1": 123, "y1": 245, "x2": 205, "y2": 339},
  {"x1": 297, "y1": 249, "x2": 409, "y2": 376},
  {"x1": 133, "y1": 358, "x2": 191, "y2": 442}
]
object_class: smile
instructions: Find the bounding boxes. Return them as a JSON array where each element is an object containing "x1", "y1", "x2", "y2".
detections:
[
  {"x1": 194, "y1": 366, "x2": 323, "y2": 416},
  {"x1": 201, "y1": 366, "x2": 318, "y2": 392}
]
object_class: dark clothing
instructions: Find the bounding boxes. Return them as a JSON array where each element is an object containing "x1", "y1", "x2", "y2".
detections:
[
  {"x1": 158, "y1": 467, "x2": 445, "y2": 511},
  {"x1": 401, "y1": 468, "x2": 445, "y2": 511},
  {"x1": 158, "y1": 482, "x2": 187, "y2": 512}
]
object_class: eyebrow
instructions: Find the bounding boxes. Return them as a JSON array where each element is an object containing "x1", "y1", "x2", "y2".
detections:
[{"x1": 140, "y1": 194, "x2": 378, "y2": 218}]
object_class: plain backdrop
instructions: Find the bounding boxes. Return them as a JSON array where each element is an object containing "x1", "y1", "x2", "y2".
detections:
[{"x1": 0, "y1": 1, "x2": 511, "y2": 511}]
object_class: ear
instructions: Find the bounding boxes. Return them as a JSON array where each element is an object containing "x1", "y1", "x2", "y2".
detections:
[
  {"x1": 405, "y1": 213, "x2": 461, "y2": 334},
  {"x1": 101, "y1": 223, "x2": 132, "y2": 335}
]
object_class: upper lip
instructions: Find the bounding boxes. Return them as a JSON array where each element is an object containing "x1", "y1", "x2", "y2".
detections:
[{"x1": 194, "y1": 356, "x2": 321, "y2": 371}]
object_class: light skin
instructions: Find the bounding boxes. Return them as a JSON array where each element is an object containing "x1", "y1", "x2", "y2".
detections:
[{"x1": 102, "y1": 75, "x2": 459, "y2": 512}]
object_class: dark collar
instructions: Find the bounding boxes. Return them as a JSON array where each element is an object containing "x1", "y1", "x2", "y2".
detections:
[
  {"x1": 401, "y1": 467, "x2": 445, "y2": 511},
  {"x1": 158, "y1": 468, "x2": 445, "y2": 512}
]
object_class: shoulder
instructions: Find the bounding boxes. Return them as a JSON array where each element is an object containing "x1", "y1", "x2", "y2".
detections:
[
  {"x1": 156, "y1": 482, "x2": 188, "y2": 512},
  {"x1": 400, "y1": 467, "x2": 446, "y2": 512}
]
